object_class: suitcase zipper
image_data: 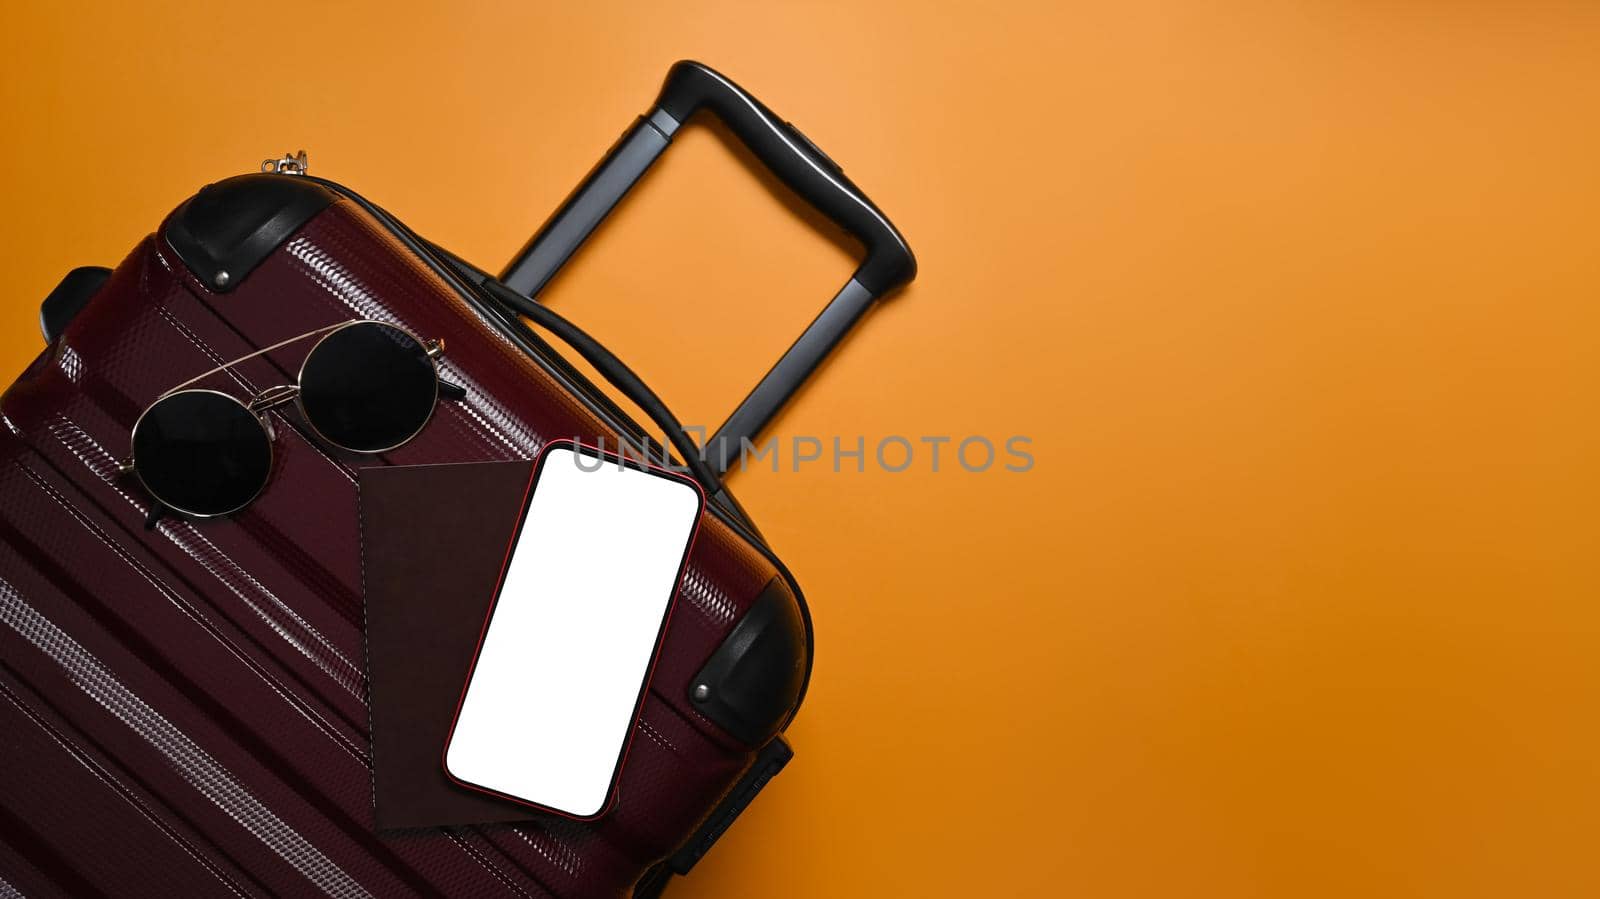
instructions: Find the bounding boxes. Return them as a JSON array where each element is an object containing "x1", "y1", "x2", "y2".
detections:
[
  {"x1": 253, "y1": 161, "x2": 780, "y2": 548},
  {"x1": 255, "y1": 155, "x2": 671, "y2": 485},
  {"x1": 251, "y1": 156, "x2": 660, "y2": 469},
  {"x1": 267, "y1": 167, "x2": 657, "y2": 462},
  {"x1": 261, "y1": 150, "x2": 309, "y2": 175}
]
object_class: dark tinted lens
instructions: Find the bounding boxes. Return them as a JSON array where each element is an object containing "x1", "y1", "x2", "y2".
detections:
[
  {"x1": 132, "y1": 391, "x2": 272, "y2": 516},
  {"x1": 298, "y1": 322, "x2": 438, "y2": 452}
]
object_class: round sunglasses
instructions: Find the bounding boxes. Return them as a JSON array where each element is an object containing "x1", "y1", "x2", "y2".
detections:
[{"x1": 123, "y1": 320, "x2": 465, "y2": 520}]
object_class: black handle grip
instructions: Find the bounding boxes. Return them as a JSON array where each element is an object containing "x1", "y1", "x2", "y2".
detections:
[
  {"x1": 651, "y1": 62, "x2": 916, "y2": 294},
  {"x1": 501, "y1": 61, "x2": 917, "y2": 475}
]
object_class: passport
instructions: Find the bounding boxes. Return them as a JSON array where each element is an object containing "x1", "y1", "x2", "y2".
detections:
[{"x1": 359, "y1": 459, "x2": 539, "y2": 829}]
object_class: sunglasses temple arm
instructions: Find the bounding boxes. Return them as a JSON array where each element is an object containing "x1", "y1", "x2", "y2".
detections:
[
  {"x1": 143, "y1": 501, "x2": 166, "y2": 531},
  {"x1": 438, "y1": 379, "x2": 467, "y2": 401},
  {"x1": 157, "y1": 321, "x2": 351, "y2": 398}
]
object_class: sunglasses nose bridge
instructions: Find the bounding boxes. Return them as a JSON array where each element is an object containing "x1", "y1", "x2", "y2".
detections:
[{"x1": 246, "y1": 383, "x2": 302, "y2": 415}]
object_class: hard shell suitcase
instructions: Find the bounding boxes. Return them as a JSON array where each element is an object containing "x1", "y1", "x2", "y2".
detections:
[{"x1": 0, "y1": 60, "x2": 914, "y2": 898}]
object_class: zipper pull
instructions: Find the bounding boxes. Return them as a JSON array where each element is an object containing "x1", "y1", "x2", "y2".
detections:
[{"x1": 261, "y1": 150, "x2": 309, "y2": 175}]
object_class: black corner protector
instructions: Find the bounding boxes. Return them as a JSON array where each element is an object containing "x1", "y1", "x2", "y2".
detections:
[
  {"x1": 39, "y1": 266, "x2": 112, "y2": 342},
  {"x1": 164, "y1": 174, "x2": 336, "y2": 293},
  {"x1": 666, "y1": 735, "x2": 793, "y2": 876},
  {"x1": 689, "y1": 579, "x2": 806, "y2": 745}
]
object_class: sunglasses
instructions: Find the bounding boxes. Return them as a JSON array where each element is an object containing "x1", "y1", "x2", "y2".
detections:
[{"x1": 122, "y1": 320, "x2": 465, "y2": 520}]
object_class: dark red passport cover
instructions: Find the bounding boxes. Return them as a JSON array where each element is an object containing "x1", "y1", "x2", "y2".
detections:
[{"x1": 360, "y1": 459, "x2": 538, "y2": 829}]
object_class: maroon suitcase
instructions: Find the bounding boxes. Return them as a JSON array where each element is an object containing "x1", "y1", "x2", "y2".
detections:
[{"x1": 0, "y1": 61, "x2": 914, "y2": 897}]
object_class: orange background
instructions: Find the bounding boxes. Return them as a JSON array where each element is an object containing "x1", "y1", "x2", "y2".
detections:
[{"x1": 3, "y1": 2, "x2": 1598, "y2": 896}]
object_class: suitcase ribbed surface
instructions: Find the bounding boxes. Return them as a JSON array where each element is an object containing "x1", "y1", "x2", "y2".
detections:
[{"x1": 0, "y1": 198, "x2": 790, "y2": 898}]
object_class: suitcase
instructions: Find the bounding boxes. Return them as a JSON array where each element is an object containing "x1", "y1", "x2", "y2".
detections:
[{"x1": 0, "y1": 60, "x2": 914, "y2": 898}]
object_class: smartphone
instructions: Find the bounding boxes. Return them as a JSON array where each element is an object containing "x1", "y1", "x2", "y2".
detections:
[{"x1": 442, "y1": 440, "x2": 704, "y2": 818}]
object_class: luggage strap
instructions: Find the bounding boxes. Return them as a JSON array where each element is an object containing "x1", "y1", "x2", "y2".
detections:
[
  {"x1": 632, "y1": 735, "x2": 793, "y2": 896},
  {"x1": 668, "y1": 735, "x2": 793, "y2": 875}
]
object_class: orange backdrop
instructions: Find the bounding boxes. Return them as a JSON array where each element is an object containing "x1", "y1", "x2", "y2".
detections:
[{"x1": 2, "y1": 2, "x2": 1598, "y2": 896}]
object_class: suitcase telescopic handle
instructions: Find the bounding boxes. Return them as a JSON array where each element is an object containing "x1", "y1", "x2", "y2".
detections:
[{"x1": 501, "y1": 60, "x2": 917, "y2": 474}]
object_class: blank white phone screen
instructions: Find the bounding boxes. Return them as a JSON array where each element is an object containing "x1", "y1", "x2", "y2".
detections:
[{"x1": 444, "y1": 445, "x2": 702, "y2": 817}]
